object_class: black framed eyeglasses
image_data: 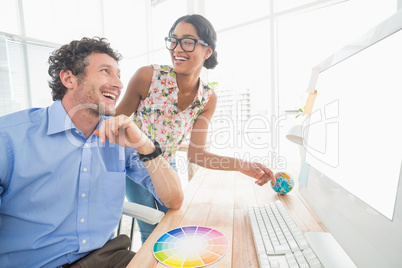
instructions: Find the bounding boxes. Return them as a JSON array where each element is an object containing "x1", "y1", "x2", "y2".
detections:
[{"x1": 165, "y1": 37, "x2": 209, "y2": 52}]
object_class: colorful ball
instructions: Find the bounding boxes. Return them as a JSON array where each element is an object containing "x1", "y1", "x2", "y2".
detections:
[{"x1": 271, "y1": 172, "x2": 294, "y2": 194}]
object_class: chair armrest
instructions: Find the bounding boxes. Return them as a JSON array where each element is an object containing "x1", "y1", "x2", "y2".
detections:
[{"x1": 122, "y1": 201, "x2": 165, "y2": 225}]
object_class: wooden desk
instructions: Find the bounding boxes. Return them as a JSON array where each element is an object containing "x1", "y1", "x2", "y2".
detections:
[{"x1": 128, "y1": 168, "x2": 327, "y2": 268}]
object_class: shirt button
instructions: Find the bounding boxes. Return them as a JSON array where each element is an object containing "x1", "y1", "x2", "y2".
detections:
[
  {"x1": 83, "y1": 168, "x2": 88, "y2": 172},
  {"x1": 80, "y1": 218, "x2": 85, "y2": 223},
  {"x1": 75, "y1": 130, "x2": 80, "y2": 134},
  {"x1": 81, "y1": 193, "x2": 86, "y2": 198},
  {"x1": 84, "y1": 144, "x2": 89, "y2": 148},
  {"x1": 82, "y1": 239, "x2": 87, "y2": 244}
]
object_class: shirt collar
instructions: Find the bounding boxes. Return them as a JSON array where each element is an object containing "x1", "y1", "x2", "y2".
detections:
[
  {"x1": 47, "y1": 100, "x2": 76, "y2": 135},
  {"x1": 47, "y1": 100, "x2": 105, "y2": 135}
]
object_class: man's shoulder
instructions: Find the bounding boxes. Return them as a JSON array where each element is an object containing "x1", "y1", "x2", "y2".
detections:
[{"x1": 0, "y1": 107, "x2": 47, "y2": 131}]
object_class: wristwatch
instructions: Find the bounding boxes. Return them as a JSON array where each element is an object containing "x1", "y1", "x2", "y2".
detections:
[{"x1": 137, "y1": 140, "x2": 162, "y2": 162}]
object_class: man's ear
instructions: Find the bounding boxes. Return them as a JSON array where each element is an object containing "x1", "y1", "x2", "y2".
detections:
[{"x1": 60, "y1": 70, "x2": 76, "y2": 89}]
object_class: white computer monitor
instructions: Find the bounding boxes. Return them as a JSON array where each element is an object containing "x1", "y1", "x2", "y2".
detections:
[{"x1": 299, "y1": 9, "x2": 402, "y2": 268}]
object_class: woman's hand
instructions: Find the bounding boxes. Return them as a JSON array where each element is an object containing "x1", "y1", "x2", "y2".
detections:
[{"x1": 240, "y1": 162, "x2": 276, "y2": 186}]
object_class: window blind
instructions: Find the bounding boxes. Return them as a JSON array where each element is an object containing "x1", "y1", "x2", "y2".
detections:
[{"x1": 0, "y1": 35, "x2": 57, "y2": 116}]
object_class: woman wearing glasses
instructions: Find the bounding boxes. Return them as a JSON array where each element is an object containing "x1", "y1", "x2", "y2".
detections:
[{"x1": 116, "y1": 14, "x2": 274, "y2": 244}]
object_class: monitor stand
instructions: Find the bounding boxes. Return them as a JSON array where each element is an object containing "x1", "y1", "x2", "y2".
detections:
[{"x1": 305, "y1": 232, "x2": 357, "y2": 268}]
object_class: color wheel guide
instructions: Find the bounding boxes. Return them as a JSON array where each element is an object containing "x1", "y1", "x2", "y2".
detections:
[{"x1": 153, "y1": 226, "x2": 229, "y2": 267}]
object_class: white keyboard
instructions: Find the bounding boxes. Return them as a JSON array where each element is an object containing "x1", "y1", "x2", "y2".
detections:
[{"x1": 248, "y1": 200, "x2": 323, "y2": 268}]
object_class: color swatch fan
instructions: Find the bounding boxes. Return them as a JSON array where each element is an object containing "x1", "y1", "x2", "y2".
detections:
[{"x1": 153, "y1": 226, "x2": 229, "y2": 267}]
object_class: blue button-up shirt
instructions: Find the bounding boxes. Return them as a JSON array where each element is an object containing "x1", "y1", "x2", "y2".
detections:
[{"x1": 0, "y1": 100, "x2": 160, "y2": 268}]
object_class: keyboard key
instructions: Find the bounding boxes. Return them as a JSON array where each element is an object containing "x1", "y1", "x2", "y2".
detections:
[
  {"x1": 258, "y1": 254, "x2": 270, "y2": 268},
  {"x1": 297, "y1": 238, "x2": 309, "y2": 250},
  {"x1": 285, "y1": 253, "x2": 300, "y2": 268},
  {"x1": 308, "y1": 258, "x2": 323, "y2": 268},
  {"x1": 269, "y1": 259, "x2": 280, "y2": 268},
  {"x1": 303, "y1": 247, "x2": 323, "y2": 268},
  {"x1": 288, "y1": 239, "x2": 300, "y2": 252},
  {"x1": 294, "y1": 250, "x2": 310, "y2": 268},
  {"x1": 273, "y1": 244, "x2": 290, "y2": 254}
]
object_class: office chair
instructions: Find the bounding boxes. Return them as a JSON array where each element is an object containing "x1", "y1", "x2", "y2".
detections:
[{"x1": 116, "y1": 201, "x2": 165, "y2": 249}]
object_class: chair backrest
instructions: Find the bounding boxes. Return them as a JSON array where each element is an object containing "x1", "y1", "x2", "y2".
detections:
[{"x1": 117, "y1": 201, "x2": 165, "y2": 250}]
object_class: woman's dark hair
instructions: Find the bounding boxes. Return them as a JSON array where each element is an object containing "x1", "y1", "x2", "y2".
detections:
[
  {"x1": 48, "y1": 37, "x2": 122, "y2": 101},
  {"x1": 168, "y1": 14, "x2": 218, "y2": 69}
]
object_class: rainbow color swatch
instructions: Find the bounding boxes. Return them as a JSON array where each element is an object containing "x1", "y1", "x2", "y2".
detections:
[{"x1": 153, "y1": 226, "x2": 229, "y2": 267}]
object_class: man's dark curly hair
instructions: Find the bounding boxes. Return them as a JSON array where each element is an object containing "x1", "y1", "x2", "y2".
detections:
[{"x1": 48, "y1": 37, "x2": 122, "y2": 101}]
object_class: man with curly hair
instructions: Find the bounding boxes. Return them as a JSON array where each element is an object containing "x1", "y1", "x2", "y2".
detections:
[{"x1": 0, "y1": 37, "x2": 183, "y2": 268}]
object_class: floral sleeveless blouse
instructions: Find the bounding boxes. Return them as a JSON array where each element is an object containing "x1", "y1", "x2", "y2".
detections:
[{"x1": 133, "y1": 64, "x2": 214, "y2": 163}]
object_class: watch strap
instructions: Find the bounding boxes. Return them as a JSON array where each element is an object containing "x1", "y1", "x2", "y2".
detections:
[{"x1": 138, "y1": 140, "x2": 162, "y2": 162}]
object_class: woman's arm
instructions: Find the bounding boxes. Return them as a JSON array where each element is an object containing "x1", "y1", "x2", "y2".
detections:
[
  {"x1": 115, "y1": 65, "x2": 153, "y2": 117},
  {"x1": 187, "y1": 92, "x2": 275, "y2": 186},
  {"x1": 114, "y1": 66, "x2": 184, "y2": 208}
]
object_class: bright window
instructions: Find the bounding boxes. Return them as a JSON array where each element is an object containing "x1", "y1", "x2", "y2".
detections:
[
  {"x1": 22, "y1": 0, "x2": 102, "y2": 44},
  {"x1": 0, "y1": 36, "x2": 56, "y2": 116},
  {"x1": 0, "y1": 0, "x2": 20, "y2": 35},
  {"x1": 103, "y1": 0, "x2": 148, "y2": 58},
  {"x1": 205, "y1": 0, "x2": 270, "y2": 30}
]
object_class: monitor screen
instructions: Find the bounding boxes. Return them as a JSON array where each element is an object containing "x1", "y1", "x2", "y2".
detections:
[{"x1": 299, "y1": 9, "x2": 402, "y2": 268}]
